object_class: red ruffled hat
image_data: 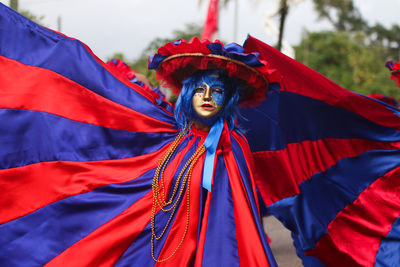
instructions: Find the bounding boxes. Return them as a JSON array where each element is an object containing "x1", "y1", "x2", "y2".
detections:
[
  {"x1": 386, "y1": 60, "x2": 400, "y2": 87},
  {"x1": 148, "y1": 37, "x2": 281, "y2": 107}
]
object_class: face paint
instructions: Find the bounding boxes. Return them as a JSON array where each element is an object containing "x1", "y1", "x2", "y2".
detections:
[{"x1": 192, "y1": 79, "x2": 225, "y2": 118}]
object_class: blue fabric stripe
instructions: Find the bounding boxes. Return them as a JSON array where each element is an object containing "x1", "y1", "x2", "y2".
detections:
[
  {"x1": 0, "y1": 3, "x2": 174, "y2": 124},
  {"x1": 202, "y1": 118, "x2": 224, "y2": 191},
  {"x1": 115, "y1": 137, "x2": 200, "y2": 266},
  {"x1": 0, "y1": 168, "x2": 155, "y2": 266},
  {"x1": 202, "y1": 154, "x2": 239, "y2": 267},
  {"x1": 0, "y1": 109, "x2": 176, "y2": 169},
  {"x1": 374, "y1": 215, "x2": 400, "y2": 267},
  {"x1": 266, "y1": 149, "x2": 400, "y2": 251},
  {"x1": 230, "y1": 136, "x2": 278, "y2": 267},
  {"x1": 196, "y1": 187, "x2": 208, "y2": 248},
  {"x1": 292, "y1": 232, "x2": 327, "y2": 267},
  {"x1": 239, "y1": 87, "x2": 400, "y2": 152}
]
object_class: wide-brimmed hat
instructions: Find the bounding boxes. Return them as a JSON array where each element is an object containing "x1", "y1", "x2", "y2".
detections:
[
  {"x1": 386, "y1": 60, "x2": 400, "y2": 88},
  {"x1": 148, "y1": 37, "x2": 280, "y2": 107}
]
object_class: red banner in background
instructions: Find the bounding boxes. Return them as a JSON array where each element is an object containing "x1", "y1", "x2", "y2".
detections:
[{"x1": 201, "y1": 0, "x2": 219, "y2": 41}]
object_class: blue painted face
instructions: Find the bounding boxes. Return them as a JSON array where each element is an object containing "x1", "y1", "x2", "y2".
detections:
[
  {"x1": 194, "y1": 78, "x2": 226, "y2": 106},
  {"x1": 192, "y1": 75, "x2": 226, "y2": 119}
]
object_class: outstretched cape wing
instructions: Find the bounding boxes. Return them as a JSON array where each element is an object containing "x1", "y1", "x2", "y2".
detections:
[
  {"x1": 0, "y1": 4, "x2": 182, "y2": 266},
  {"x1": 240, "y1": 36, "x2": 400, "y2": 267}
]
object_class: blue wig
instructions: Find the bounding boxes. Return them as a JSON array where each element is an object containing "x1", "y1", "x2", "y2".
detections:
[{"x1": 174, "y1": 70, "x2": 241, "y2": 132}]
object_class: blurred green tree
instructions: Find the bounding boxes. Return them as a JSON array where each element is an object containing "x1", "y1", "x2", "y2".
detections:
[
  {"x1": 312, "y1": 0, "x2": 366, "y2": 31},
  {"x1": 131, "y1": 23, "x2": 202, "y2": 88},
  {"x1": 294, "y1": 0, "x2": 399, "y2": 98},
  {"x1": 295, "y1": 31, "x2": 399, "y2": 98}
]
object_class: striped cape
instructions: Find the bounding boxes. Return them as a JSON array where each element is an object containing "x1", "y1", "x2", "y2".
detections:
[
  {"x1": 1, "y1": 3, "x2": 400, "y2": 266},
  {"x1": 241, "y1": 36, "x2": 400, "y2": 266},
  {"x1": 0, "y1": 4, "x2": 275, "y2": 266}
]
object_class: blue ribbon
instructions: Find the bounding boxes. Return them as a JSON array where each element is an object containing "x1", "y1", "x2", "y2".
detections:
[{"x1": 202, "y1": 118, "x2": 224, "y2": 191}]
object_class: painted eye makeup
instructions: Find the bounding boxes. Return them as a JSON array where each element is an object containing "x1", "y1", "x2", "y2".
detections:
[
  {"x1": 194, "y1": 87, "x2": 206, "y2": 94},
  {"x1": 194, "y1": 87, "x2": 223, "y2": 95},
  {"x1": 212, "y1": 88, "x2": 223, "y2": 94}
]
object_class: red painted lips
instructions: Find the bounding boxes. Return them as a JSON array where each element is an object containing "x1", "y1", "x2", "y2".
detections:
[{"x1": 201, "y1": 103, "x2": 214, "y2": 110}]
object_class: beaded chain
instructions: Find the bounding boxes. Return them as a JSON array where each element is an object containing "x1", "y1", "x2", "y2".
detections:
[{"x1": 151, "y1": 132, "x2": 206, "y2": 262}]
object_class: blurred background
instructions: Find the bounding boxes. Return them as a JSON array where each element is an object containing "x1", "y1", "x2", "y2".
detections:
[{"x1": 3, "y1": 0, "x2": 400, "y2": 101}]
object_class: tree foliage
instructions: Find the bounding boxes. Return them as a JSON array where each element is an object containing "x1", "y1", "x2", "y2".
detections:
[
  {"x1": 366, "y1": 23, "x2": 400, "y2": 61},
  {"x1": 295, "y1": 31, "x2": 399, "y2": 98},
  {"x1": 131, "y1": 23, "x2": 202, "y2": 87},
  {"x1": 296, "y1": 0, "x2": 400, "y2": 98},
  {"x1": 312, "y1": 0, "x2": 366, "y2": 31}
]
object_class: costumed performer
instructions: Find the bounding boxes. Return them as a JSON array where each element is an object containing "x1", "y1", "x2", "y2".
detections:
[
  {"x1": 144, "y1": 38, "x2": 280, "y2": 266},
  {"x1": 1, "y1": 3, "x2": 400, "y2": 267},
  {"x1": 0, "y1": 3, "x2": 278, "y2": 264}
]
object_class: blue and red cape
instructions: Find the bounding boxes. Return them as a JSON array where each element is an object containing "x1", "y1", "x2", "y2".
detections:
[{"x1": 1, "y1": 3, "x2": 400, "y2": 266}]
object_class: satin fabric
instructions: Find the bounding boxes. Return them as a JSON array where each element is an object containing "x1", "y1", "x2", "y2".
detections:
[
  {"x1": 243, "y1": 36, "x2": 400, "y2": 267},
  {"x1": 2, "y1": 3, "x2": 400, "y2": 267},
  {"x1": 0, "y1": 127, "x2": 276, "y2": 266},
  {"x1": 0, "y1": 4, "x2": 276, "y2": 266}
]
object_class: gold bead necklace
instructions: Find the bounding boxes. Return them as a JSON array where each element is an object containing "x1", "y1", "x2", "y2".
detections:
[{"x1": 151, "y1": 132, "x2": 206, "y2": 262}]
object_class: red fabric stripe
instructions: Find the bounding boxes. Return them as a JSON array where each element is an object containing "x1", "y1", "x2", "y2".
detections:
[
  {"x1": 306, "y1": 166, "x2": 400, "y2": 267},
  {"x1": 45, "y1": 135, "x2": 201, "y2": 266},
  {"x1": 0, "y1": 144, "x2": 170, "y2": 224},
  {"x1": 225, "y1": 149, "x2": 270, "y2": 267},
  {"x1": 155, "y1": 149, "x2": 205, "y2": 267},
  {"x1": 254, "y1": 138, "x2": 400, "y2": 206},
  {"x1": 244, "y1": 36, "x2": 400, "y2": 131},
  {"x1": 45, "y1": 189, "x2": 154, "y2": 267},
  {"x1": 0, "y1": 56, "x2": 175, "y2": 133}
]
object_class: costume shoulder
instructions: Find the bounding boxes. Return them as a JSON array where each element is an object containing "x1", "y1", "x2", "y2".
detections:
[{"x1": 239, "y1": 36, "x2": 400, "y2": 266}]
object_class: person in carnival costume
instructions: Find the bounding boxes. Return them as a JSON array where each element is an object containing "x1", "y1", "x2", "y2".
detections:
[
  {"x1": 1, "y1": 4, "x2": 400, "y2": 267},
  {"x1": 145, "y1": 38, "x2": 281, "y2": 266}
]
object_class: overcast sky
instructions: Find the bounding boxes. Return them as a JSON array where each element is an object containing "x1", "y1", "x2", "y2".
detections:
[{"x1": 2, "y1": 0, "x2": 399, "y2": 61}]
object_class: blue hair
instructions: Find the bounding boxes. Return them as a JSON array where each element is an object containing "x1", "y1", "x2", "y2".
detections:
[{"x1": 174, "y1": 70, "x2": 241, "y2": 133}]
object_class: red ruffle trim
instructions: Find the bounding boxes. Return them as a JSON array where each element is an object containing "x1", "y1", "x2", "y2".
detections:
[
  {"x1": 106, "y1": 59, "x2": 161, "y2": 101},
  {"x1": 391, "y1": 62, "x2": 400, "y2": 88},
  {"x1": 106, "y1": 59, "x2": 136, "y2": 80},
  {"x1": 155, "y1": 37, "x2": 281, "y2": 107}
]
